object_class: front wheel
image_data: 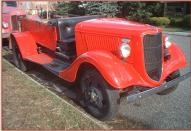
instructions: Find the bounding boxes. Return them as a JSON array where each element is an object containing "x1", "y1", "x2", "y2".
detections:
[{"x1": 80, "y1": 68, "x2": 120, "y2": 121}]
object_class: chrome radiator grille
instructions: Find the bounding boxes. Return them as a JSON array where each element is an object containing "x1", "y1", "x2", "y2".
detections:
[
  {"x1": 11, "y1": 15, "x2": 25, "y2": 31},
  {"x1": 143, "y1": 32, "x2": 162, "y2": 81}
]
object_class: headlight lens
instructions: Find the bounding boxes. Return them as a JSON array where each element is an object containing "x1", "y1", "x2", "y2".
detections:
[
  {"x1": 165, "y1": 37, "x2": 171, "y2": 48},
  {"x1": 2, "y1": 22, "x2": 9, "y2": 29},
  {"x1": 120, "y1": 43, "x2": 131, "y2": 58}
]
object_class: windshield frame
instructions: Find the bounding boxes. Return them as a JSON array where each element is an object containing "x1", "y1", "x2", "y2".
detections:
[{"x1": 3, "y1": 1, "x2": 17, "y2": 7}]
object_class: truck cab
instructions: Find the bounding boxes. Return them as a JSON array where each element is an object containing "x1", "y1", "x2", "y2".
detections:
[{"x1": 2, "y1": 0, "x2": 26, "y2": 39}]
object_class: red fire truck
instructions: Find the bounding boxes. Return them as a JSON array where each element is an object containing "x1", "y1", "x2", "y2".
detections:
[{"x1": 10, "y1": 15, "x2": 190, "y2": 120}]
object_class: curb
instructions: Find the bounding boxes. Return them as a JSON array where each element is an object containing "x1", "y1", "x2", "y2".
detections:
[
  {"x1": 3, "y1": 58, "x2": 112, "y2": 130},
  {"x1": 164, "y1": 32, "x2": 191, "y2": 37}
]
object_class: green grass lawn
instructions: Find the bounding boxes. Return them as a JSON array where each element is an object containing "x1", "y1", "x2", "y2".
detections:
[
  {"x1": 2, "y1": 49, "x2": 148, "y2": 130},
  {"x1": 2, "y1": 59, "x2": 103, "y2": 130}
]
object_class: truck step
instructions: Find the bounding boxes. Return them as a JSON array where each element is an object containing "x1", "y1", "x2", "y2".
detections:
[
  {"x1": 25, "y1": 53, "x2": 70, "y2": 76},
  {"x1": 25, "y1": 53, "x2": 54, "y2": 64},
  {"x1": 42, "y1": 59, "x2": 70, "y2": 75}
]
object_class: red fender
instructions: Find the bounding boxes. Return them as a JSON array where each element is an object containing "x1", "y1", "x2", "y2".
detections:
[
  {"x1": 59, "y1": 45, "x2": 187, "y2": 89},
  {"x1": 163, "y1": 43, "x2": 187, "y2": 79},
  {"x1": 59, "y1": 50, "x2": 145, "y2": 89},
  {"x1": 11, "y1": 31, "x2": 38, "y2": 59}
]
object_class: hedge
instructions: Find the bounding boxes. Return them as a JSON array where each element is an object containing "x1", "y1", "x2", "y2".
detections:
[
  {"x1": 149, "y1": 17, "x2": 170, "y2": 26},
  {"x1": 182, "y1": 15, "x2": 191, "y2": 28}
]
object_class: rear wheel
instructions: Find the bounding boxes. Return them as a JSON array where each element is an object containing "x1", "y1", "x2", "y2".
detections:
[
  {"x1": 80, "y1": 68, "x2": 120, "y2": 120},
  {"x1": 11, "y1": 38, "x2": 28, "y2": 72},
  {"x1": 157, "y1": 70, "x2": 180, "y2": 95}
]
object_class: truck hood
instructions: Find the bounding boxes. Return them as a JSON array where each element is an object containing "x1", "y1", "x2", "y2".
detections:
[{"x1": 76, "y1": 18, "x2": 162, "y2": 36}]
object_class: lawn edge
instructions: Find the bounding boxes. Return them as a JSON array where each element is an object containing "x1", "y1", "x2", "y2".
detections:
[{"x1": 2, "y1": 58, "x2": 112, "y2": 130}]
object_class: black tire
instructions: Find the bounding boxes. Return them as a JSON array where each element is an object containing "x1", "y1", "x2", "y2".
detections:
[
  {"x1": 80, "y1": 68, "x2": 120, "y2": 121},
  {"x1": 157, "y1": 70, "x2": 180, "y2": 95},
  {"x1": 11, "y1": 38, "x2": 28, "y2": 72}
]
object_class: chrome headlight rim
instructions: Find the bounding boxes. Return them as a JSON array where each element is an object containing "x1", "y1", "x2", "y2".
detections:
[
  {"x1": 2, "y1": 22, "x2": 9, "y2": 29},
  {"x1": 165, "y1": 37, "x2": 172, "y2": 48},
  {"x1": 120, "y1": 43, "x2": 131, "y2": 58}
]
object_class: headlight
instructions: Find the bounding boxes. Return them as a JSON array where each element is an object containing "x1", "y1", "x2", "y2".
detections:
[
  {"x1": 165, "y1": 37, "x2": 172, "y2": 48},
  {"x1": 2, "y1": 22, "x2": 9, "y2": 29},
  {"x1": 120, "y1": 38, "x2": 131, "y2": 58}
]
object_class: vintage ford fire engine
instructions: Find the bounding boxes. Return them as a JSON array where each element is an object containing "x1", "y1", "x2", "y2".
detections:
[{"x1": 10, "y1": 15, "x2": 190, "y2": 120}]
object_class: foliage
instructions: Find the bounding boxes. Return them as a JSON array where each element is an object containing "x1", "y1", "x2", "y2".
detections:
[
  {"x1": 146, "y1": 2, "x2": 164, "y2": 17},
  {"x1": 68, "y1": 1, "x2": 85, "y2": 16},
  {"x1": 149, "y1": 17, "x2": 170, "y2": 26},
  {"x1": 83, "y1": 2, "x2": 119, "y2": 17},
  {"x1": 168, "y1": 15, "x2": 190, "y2": 28},
  {"x1": 52, "y1": 1, "x2": 189, "y2": 29},
  {"x1": 53, "y1": 2, "x2": 70, "y2": 16},
  {"x1": 118, "y1": 2, "x2": 152, "y2": 22},
  {"x1": 181, "y1": 15, "x2": 191, "y2": 28},
  {"x1": 169, "y1": 17, "x2": 183, "y2": 27}
]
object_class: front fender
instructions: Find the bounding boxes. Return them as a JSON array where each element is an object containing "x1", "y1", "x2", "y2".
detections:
[
  {"x1": 59, "y1": 50, "x2": 144, "y2": 89},
  {"x1": 162, "y1": 43, "x2": 187, "y2": 79}
]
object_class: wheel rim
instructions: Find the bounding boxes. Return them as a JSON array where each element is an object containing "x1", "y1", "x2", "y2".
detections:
[{"x1": 83, "y1": 74, "x2": 106, "y2": 116}]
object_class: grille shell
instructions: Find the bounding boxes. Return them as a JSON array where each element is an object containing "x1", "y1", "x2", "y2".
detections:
[
  {"x1": 143, "y1": 32, "x2": 162, "y2": 81},
  {"x1": 11, "y1": 15, "x2": 25, "y2": 31}
]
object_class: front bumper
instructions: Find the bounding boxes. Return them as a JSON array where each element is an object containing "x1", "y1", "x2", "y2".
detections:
[
  {"x1": 2, "y1": 33, "x2": 10, "y2": 39},
  {"x1": 125, "y1": 71, "x2": 190, "y2": 103}
]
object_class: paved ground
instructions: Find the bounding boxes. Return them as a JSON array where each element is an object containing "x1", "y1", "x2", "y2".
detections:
[
  {"x1": 2, "y1": 34, "x2": 190, "y2": 129},
  {"x1": 119, "y1": 34, "x2": 191, "y2": 129}
]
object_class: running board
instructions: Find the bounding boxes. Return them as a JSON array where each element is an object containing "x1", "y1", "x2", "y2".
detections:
[
  {"x1": 25, "y1": 53, "x2": 70, "y2": 76},
  {"x1": 42, "y1": 59, "x2": 70, "y2": 75}
]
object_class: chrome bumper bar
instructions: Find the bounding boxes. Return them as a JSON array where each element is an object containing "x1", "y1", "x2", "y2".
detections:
[{"x1": 126, "y1": 71, "x2": 191, "y2": 103}]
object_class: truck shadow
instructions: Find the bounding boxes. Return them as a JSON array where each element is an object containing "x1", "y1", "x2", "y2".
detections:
[{"x1": 2, "y1": 48, "x2": 150, "y2": 129}]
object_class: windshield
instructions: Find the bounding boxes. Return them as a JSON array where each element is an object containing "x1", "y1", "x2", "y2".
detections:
[{"x1": 3, "y1": 1, "x2": 17, "y2": 7}]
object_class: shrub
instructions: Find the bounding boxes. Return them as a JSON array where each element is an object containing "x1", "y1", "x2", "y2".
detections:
[
  {"x1": 169, "y1": 17, "x2": 183, "y2": 27},
  {"x1": 149, "y1": 17, "x2": 170, "y2": 26},
  {"x1": 181, "y1": 15, "x2": 191, "y2": 28},
  {"x1": 168, "y1": 15, "x2": 190, "y2": 28}
]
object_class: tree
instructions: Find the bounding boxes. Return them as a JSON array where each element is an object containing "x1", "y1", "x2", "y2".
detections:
[
  {"x1": 118, "y1": 2, "x2": 152, "y2": 22},
  {"x1": 146, "y1": 2, "x2": 164, "y2": 17},
  {"x1": 53, "y1": 1, "x2": 85, "y2": 16},
  {"x1": 83, "y1": 2, "x2": 119, "y2": 17},
  {"x1": 53, "y1": 2, "x2": 70, "y2": 16},
  {"x1": 68, "y1": 1, "x2": 85, "y2": 16}
]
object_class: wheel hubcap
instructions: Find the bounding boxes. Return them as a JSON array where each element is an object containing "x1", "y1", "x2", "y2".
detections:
[
  {"x1": 90, "y1": 89, "x2": 99, "y2": 103},
  {"x1": 84, "y1": 76, "x2": 104, "y2": 109}
]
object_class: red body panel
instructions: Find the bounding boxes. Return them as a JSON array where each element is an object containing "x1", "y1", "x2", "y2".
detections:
[
  {"x1": 59, "y1": 44, "x2": 186, "y2": 89},
  {"x1": 11, "y1": 32, "x2": 38, "y2": 58},
  {"x1": 2, "y1": 2, "x2": 26, "y2": 38},
  {"x1": 21, "y1": 19, "x2": 58, "y2": 51},
  {"x1": 75, "y1": 18, "x2": 161, "y2": 56},
  {"x1": 25, "y1": 53, "x2": 54, "y2": 64},
  {"x1": 13, "y1": 18, "x2": 187, "y2": 89},
  {"x1": 11, "y1": 31, "x2": 54, "y2": 64},
  {"x1": 59, "y1": 50, "x2": 143, "y2": 89},
  {"x1": 2, "y1": 13, "x2": 12, "y2": 38}
]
